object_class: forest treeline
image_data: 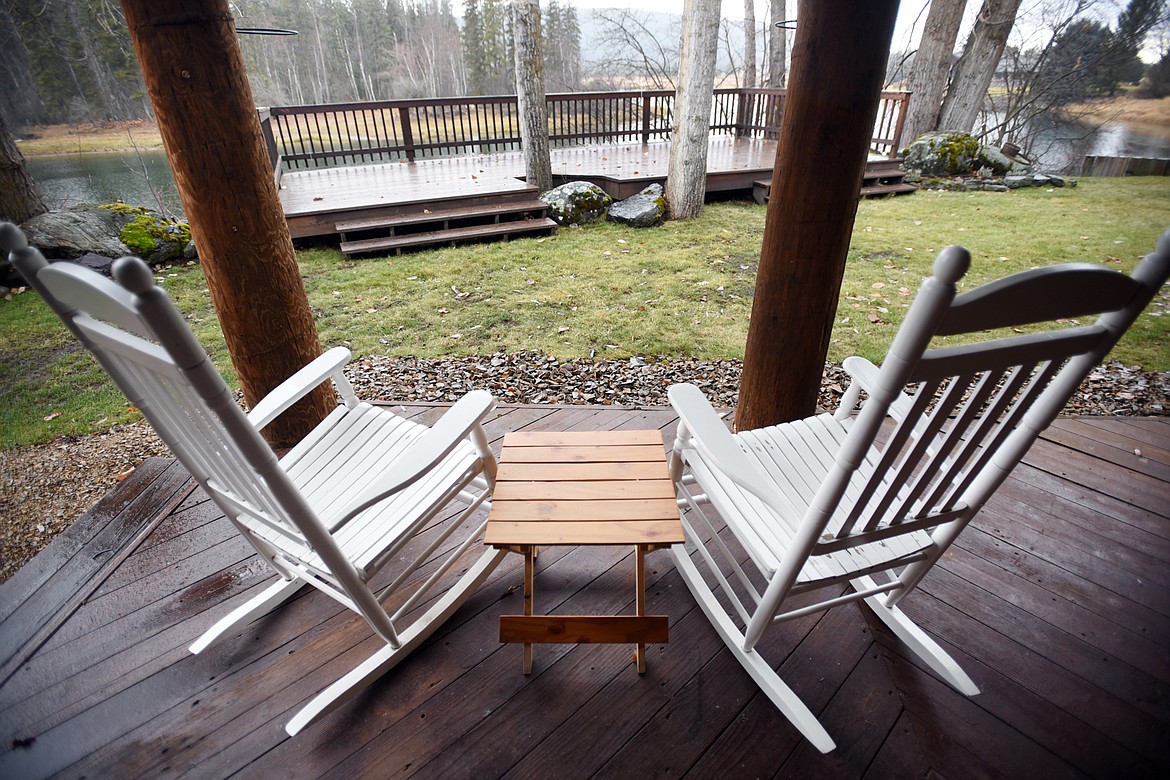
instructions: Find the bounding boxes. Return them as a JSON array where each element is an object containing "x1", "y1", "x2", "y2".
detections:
[{"x1": 0, "y1": 0, "x2": 582, "y2": 127}]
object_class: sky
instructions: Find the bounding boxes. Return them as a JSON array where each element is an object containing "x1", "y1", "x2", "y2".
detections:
[
  {"x1": 558, "y1": 1, "x2": 1156, "y2": 59},
  {"x1": 561, "y1": 0, "x2": 955, "y2": 52}
]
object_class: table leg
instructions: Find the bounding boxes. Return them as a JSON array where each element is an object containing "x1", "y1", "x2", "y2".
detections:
[
  {"x1": 635, "y1": 544, "x2": 647, "y2": 674},
  {"x1": 523, "y1": 545, "x2": 535, "y2": 674}
]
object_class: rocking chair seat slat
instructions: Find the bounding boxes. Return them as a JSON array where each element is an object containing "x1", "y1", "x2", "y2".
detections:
[{"x1": 676, "y1": 413, "x2": 935, "y2": 587}]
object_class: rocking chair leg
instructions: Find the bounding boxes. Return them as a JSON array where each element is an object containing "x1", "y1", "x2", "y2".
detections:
[
  {"x1": 853, "y1": 575, "x2": 979, "y2": 696},
  {"x1": 189, "y1": 577, "x2": 306, "y2": 655},
  {"x1": 285, "y1": 547, "x2": 507, "y2": 736},
  {"x1": 671, "y1": 547, "x2": 837, "y2": 753}
]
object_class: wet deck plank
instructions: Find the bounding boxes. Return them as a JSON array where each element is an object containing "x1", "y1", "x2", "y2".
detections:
[{"x1": 1, "y1": 407, "x2": 1166, "y2": 779}]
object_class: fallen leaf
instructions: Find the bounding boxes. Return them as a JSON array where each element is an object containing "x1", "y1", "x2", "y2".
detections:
[
  {"x1": 43, "y1": 412, "x2": 62, "y2": 421},
  {"x1": 872, "y1": 282, "x2": 886, "y2": 289}
]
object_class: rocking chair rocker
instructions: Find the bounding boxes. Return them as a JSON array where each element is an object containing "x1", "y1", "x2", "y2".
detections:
[
  {"x1": 667, "y1": 231, "x2": 1170, "y2": 752},
  {"x1": 1, "y1": 223, "x2": 507, "y2": 736}
]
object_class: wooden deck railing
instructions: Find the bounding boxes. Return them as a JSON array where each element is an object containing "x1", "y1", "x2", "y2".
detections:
[{"x1": 258, "y1": 89, "x2": 910, "y2": 172}]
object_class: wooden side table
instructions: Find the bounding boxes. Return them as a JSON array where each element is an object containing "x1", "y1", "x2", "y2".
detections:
[{"x1": 484, "y1": 429, "x2": 685, "y2": 674}]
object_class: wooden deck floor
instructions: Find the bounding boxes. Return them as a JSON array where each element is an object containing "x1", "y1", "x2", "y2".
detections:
[
  {"x1": 2, "y1": 405, "x2": 1168, "y2": 779},
  {"x1": 278, "y1": 137, "x2": 785, "y2": 223}
]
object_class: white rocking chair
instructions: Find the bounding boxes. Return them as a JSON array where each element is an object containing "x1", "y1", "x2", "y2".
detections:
[
  {"x1": 668, "y1": 232, "x2": 1170, "y2": 752},
  {"x1": 1, "y1": 223, "x2": 507, "y2": 736}
]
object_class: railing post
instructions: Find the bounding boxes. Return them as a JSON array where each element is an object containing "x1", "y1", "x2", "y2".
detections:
[
  {"x1": 642, "y1": 93, "x2": 651, "y2": 143},
  {"x1": 257, "y1": 107, "x2": 279, "y2": 173},
  {"x1": 890, "y1": 91, "x2": 910, "y2": 157},
  {"x1": 398, "y1": 105, "x2": 416, "y2": 162},
  {"x1": 734, "y1": 90, "x2": 750, "y2": 138}
]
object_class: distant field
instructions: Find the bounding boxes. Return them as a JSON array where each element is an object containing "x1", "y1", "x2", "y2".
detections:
[{"x1": 16, "y1": 119, "x2": 164, "y2": 156}]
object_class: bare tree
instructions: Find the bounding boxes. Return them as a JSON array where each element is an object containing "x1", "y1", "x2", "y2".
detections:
[
  {"x1": 901, "y1": 0, "x2": 968, "y2": 144},
  {"x1": 766, "y1": 0, "x2": 789, "y2": 87},
  {"x1": 592, "y1": 8, "x2": 679, "y2": 89},
  {"x1": 0, "y1": 112, "x2": 46, "y2": 224},
  {"x1": 666, "y1": 0, "x2": 721, "y2": 220},
  {"x1": 938, "y1": 0, "x2": 1024, "y2": 133},
  {"x1": 513, "y1": 0, "x2": 551, "y2": 190},
  {"x1": 744, "y1": 0, "x2": 757, "y2": 88}
]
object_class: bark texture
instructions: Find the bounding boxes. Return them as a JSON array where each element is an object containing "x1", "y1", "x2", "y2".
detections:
[
  {"x1": 512, "y1": 0, "x2": 552, "y2": 191},
  {"x1": 0, "y1": 113, "x2": 47, "y2": 224},
  {"x1": 901, "y1": 0, "x2": 968, "y2": 145},
  {"x1": 737, "y1": 0, "x2": 900, "y2": 430},
  {"x1": 743, "y1": 0, "x2": 757, "y2": 89},
  {"x1": 937, "y1": 0, "x2": 1023, "y2": 134},
  {"x1": 665, "y1": 0, "x2": 721, "y2": 220},
  {"x1": 766, "y1": 0, "x2": 787, "y2": 87},
  {"x1": 119, "y1": 0, "x2": 333, "y2": 448}
]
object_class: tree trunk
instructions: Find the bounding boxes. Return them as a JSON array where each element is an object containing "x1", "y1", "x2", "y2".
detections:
[
  {"x1": 0, "y1": 3, "x2": 43, "y2": 125},
  {"x1": 937, "y1": 0, "x2": 1022, "y2": 134},
  {"x1": 901, "y1": 0, "x2": 967, "y2": 144},
  {"x1": 737, "y1": 0, "x2": 900, "y2": 431},
  {"x1": 766, "y1": 0, "x2": 787, "y2": 88},
  {"x1": 512, "y1": 0, "x2": 552, "y2": 191},
  {"x1": 0, "y1": 113, "x2": 47, "y2": 224},
  {"x1": 119, "y1": 0, "x2": 333, "y2": 449},
  {"x1": 743, "y1": 0, "x2": 757, "y2": 89},
  {"x1": 666, "y1": 0, "x2": 720, "y2": 220}
]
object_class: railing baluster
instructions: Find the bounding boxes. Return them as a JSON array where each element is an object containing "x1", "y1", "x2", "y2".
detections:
[{"x1": 263, "y1": 89, "x2": 908, "y2": 169}]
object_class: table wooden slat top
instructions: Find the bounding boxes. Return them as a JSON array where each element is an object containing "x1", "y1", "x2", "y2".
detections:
[{"x1": 484, "y1": 430, "x2": 685, "y2": 549}]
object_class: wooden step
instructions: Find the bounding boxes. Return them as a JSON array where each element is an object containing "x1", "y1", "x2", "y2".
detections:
[
  {"x1": 753, "y1": 178, "x2": 916, "y2": 204},
  {"x1": 863, "y1": 167, "x2": 909, "y2": 182},
  {"x1": 859, "y1": 182, "x2": 918, "y2": 198},
  {"x1": 336, "y1": 199, "x2": 548, "y2": 233},
  {"x1": 340, "y1": 218, "x2": 558, "y2": 256}
]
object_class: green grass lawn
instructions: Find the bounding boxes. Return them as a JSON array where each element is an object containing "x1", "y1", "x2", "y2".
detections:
[{"x1": 3, "y1": 177, "x2": 1167, "y2": 449}]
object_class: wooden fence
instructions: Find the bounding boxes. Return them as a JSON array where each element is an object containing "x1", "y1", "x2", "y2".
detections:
[
  {"x1": 259, "y1": 89, "x2": 910, "y2": 172},
  {"x1": 1081, "y1": 155, "x2": 1170, "y2": 177}
]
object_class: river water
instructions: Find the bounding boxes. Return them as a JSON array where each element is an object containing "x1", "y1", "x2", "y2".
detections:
[
  {"x1": 25, "y1": 150, "x2": 184, "y2": 217},
  {"x1": 23, "y1": 120, "x2": 1170, "y2": 213}
]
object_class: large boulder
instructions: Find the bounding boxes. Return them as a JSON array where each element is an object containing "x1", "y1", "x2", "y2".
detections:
[
  {"x1": 607, "y1": 183, "x2": 666, "y2": 227},
  {"x1": 19, "y1": 203, "x2": 194, "y2": 265},
  {"x1": 21, "y1": 204, "x2": 130, "y2": 259},
  {"x1": 540, "y1": 181, "x2": 612, "y2": 225},
  {"x1": 903, "y1": 132, "x2": 1020, "y2": 177}
]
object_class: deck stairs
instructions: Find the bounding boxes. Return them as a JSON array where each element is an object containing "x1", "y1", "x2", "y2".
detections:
[
  {"x1": 753, "y1": 158, "x2": 917, "y2": 204},
  {"x1": 336, "y1": 190, "x2": 556, "y2": 257}
]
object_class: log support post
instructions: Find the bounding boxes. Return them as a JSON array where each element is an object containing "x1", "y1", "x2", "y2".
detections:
[
  {"x1": 120, "y1": 0, "x2": 333, "y2": 447},
  {"x1": 736, "y1": 0, "x2": 900, "y2": 430}
]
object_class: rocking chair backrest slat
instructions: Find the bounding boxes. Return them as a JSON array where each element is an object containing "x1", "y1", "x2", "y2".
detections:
[
  {"x1": 817, "y1": 237, "x2": 1170, "y2": 553},
  {"x1": 18, "y1": 256, "x2": 338, "y2": 559},
  {"x1": 68, "y1": 307, "x2": 304, "y2": 543}
]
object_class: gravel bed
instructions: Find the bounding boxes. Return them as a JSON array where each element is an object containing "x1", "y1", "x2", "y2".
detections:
[{"x1": 2, "y1": 354, "x2": 1165, "y2": 583}]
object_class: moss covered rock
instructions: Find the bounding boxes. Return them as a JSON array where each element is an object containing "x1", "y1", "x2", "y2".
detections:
[
  {"x1": 102, "y1": 205, "x2": 192, "y2": 264},
  {"x1": 540, "y1": 181, "x2": 613, "y2": 225},
  {"x1": 607, "y1": 183, "x2": 666, "y2": 227},
  {"x1": 903, "y1": 132, "x2": 1018, "y2": 178},
  {"x1": 15, "y1": 204, "x2": 195, "y2": 271}
]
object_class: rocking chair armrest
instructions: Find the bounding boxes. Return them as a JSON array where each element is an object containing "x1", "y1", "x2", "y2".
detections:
[
  {"x1": 334, "y1": 389, "x2": 496, "y2": 527},
  {"x1": 839, "y1": 355, "x2": 914, "y2": 422},
  {"x1": 248, "y1": 347, "x2": 355, "y2": 431},
  {"x1": 668, "y1": 383, "x2": 798, "y2": 517}
]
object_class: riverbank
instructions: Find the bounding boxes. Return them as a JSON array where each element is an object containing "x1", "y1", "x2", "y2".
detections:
[
  {"x1": 1067, "y1": 94, "x2": 1170, "y2": 136},
  {"x1": 15, "y1": 119, "x2": 164, "y2": 156}
]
